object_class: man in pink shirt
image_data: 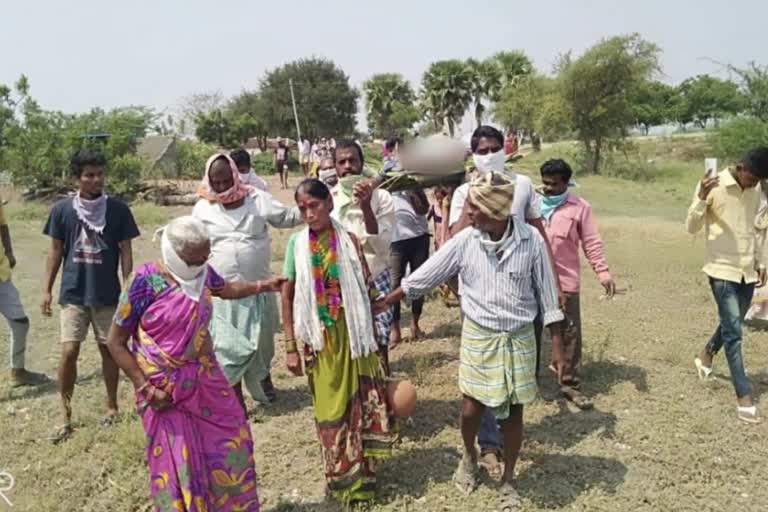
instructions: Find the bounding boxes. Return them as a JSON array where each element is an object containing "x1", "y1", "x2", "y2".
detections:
[{"x1": 540, "y1": 159, "x2": 616, "y2": 408}]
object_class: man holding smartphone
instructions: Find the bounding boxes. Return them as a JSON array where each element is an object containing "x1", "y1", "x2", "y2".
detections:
[{"x1": 686, "y1": 147, "x2": 768, "y2": 424}]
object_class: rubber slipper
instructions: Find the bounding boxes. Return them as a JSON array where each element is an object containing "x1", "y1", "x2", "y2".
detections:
[
  {"x1": 48, "y1": 424, "x2": 73, "y2": 444},
  {"x1": 452, "y1": 454, "x2": 478, "y2": 496},
  {"x1": 10, "y1": 370, "x2": 50, "y2": 388},
  {"x1": 737, "y1": 406, "x2": 761, "y2": 424},
  {"x1": 101, "y1": 412, "x2": 119, "y2": 428},
  {"x1": 479, "y1": 450, "x2": 503, "y2": 478},
  {"x1": 499, "y1": 482, "x2": 522, "y2": 511},
  {"x1": 694, "y1": 357, "x2": 713, "y2": 380},
  {"x1": 562, "y1": 388, "x2": 593, "y2": 410}
]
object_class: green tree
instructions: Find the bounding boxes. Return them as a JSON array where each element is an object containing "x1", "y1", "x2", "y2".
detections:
[
  {"x1": 560, "y1": 33, "x2": 660, "y2": 174},
  {"x1": 195, "y1": 110, "x2": 235, "y2": 147},
  {"x1": 466, "y1": 59, "x2": 501, "y2": 127},
  {"x1": 0, "y1": 76, "x2": 31, "y2": 169},
  {"x1": 1, "y1": 76, "x2": 153, "y2": 193},
  {"x1": 177, "y1": 90, "x2": 225, "y2": 135},
  {"x1": 492, "y1": 73, "x2": 547, "y2": 134},
  {"x1": 363, "y1": 73, "x2": 419, "y2": 138},
  {"x1": 716, "y1": 117, "x2": 768, "y2": 160},
  {"x1": 177, "y1": 139, "x2": 219, "y2": 179},
  {"x1": 630, "y1": 80, "x2": 676, "y2": 135},
  {"x1": 730, "y1": 62, "x2": 768, "y2": 121},
  {"x1": 259, "y1": 57, "x2": 358, "y2": 138},
  {"x1": 227, "y1": 90, "x2": 270, "y2": 149},
  {"x1": 420, "y1": 60, "x2": 473, "y2": 136},
  {"x1": 675, "y1": 75, "x2": 745, "y2": 129},
  {"x1": 536, "y1": 91, "x2": 573, "y2": 141},
  {"x1": 489, "y1": 50, "x2": 534, "y2": 96},
  {"x1": 494, "y1": 74, "x2": 573, "y2": 142}
]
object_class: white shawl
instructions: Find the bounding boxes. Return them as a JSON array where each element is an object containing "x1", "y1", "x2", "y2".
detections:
[{"x1": 293, "y1": 219, "x2": 378, "y2": 360}]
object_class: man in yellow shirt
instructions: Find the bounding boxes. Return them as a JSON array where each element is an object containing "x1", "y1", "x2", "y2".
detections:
[
  {"x1": 686, "y1": 147, "x2": 768, "y2": 424},
  {"x1": 0, "y1": 202, "x2": 48, "y2": 387}
]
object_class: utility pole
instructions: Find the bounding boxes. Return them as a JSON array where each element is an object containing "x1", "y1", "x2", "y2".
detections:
[{"x1": 289, "y1": 78, "x2": 302, "y2": 142}]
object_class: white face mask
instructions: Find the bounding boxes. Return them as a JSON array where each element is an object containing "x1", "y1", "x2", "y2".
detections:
[
  {"x1": 473, "y1": 149, "x2": 506, "y2": 173},
  {"x1": 160, "y1": 231, "x2": 208, "y2": 300}
]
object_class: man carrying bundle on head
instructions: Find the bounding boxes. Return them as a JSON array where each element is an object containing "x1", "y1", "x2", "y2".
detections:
[{"x1": 378, "y1": 171, "x2": 564, "y2": 511}]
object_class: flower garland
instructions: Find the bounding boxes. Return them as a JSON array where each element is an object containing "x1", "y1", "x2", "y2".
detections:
[{"x1": 309, "y1": 229, "x2": 341, "y2": 327}]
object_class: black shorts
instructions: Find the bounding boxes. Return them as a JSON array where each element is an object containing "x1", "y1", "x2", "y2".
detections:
[{"x1": 275, "y1": 160, "x2": 287, "y2": 173}]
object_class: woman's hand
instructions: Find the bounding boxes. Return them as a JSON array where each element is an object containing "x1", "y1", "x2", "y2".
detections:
[
  {"x1": 286, "y1": 352, "x2": 303, "y2": 376},
  {"x1": 141, "y1": 383, "x2": 173, "y2": 412},
  {"x1": 210, "y1": 277, "x2": 288, "y2": 300}
]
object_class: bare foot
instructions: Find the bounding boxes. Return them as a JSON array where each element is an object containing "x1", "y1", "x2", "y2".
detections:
[
  {"x1": 410, "y1": 323, "x2": 425, "y2": 341},
  {"x1": 389, "y1": 328, "x2": 402, "y2": 349},
  {"x1": 698, "y1": 350, "x2": 714, "y2": 368},
  {"x1": 101, "y1": 408, "x2": 119, "y2": 427}
]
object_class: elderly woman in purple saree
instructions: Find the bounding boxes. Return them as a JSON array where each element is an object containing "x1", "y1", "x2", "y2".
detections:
[{"x1": 107, "y1": 216, "x2": 284, "y2": 512}]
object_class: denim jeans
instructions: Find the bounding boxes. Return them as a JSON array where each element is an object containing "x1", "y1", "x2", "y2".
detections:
[
  {"x1": 706, "y1": 277, "x2": 755, "y2": 398},
  {"x1": 478, "y1": 409, "x2": 502, "y2": 452}
]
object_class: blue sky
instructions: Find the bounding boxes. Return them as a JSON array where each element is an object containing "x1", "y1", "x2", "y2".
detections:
[{"x1": 3, "y1": 0, "x2": 767, "y2": 132}]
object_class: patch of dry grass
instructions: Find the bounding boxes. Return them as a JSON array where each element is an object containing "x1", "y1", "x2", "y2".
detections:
[{"x1": 1, "y1": 172, "x2": 768, "y2": 511}]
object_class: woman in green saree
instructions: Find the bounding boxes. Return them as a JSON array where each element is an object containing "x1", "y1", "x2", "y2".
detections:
[{"x1": 281, "y1": 179, "x2": 396, "y2": 504}]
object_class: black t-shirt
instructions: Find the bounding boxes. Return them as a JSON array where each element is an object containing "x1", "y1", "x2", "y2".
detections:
[{"x1": 43, "y1": 197, "x2": 140, "y2": 306}]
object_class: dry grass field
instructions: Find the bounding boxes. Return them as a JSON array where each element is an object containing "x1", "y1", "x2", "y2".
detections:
[{"x1": 2, "y1": 147, "x2": 768, "y2": 511}]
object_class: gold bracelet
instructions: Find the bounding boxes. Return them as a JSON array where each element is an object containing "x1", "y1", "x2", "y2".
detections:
[{"x1": 285, "y1": 339, "x2": 298, "y2": 353}]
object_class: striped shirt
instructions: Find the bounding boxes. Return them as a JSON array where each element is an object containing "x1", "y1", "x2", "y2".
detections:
[{"x1": 402, "y1": 220, "x2": 564, "y2": 332}]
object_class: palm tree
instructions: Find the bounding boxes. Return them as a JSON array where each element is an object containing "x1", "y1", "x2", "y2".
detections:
[
  {"x1": 490, "y1": 50, "x2": 534, "y2": 100},
  {"x1": 363, "y1": 73, "x2": 417, "y2": 138},
  {"x1": 466, "y1": 58, "x2": 501, "y2": 127},
  {"x1": 420, "y1": 60, "x2": 473, "y2": 137}
]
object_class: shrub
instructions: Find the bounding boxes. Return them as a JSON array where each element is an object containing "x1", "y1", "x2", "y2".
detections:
[
  {"x1": 715, "y1": 117, "x2": 768, "y2": 160},
  {"x1": 177, "y1": 140, "x2": 219, "y2": 180},
  {"x1": 108, "y1": 154, "x2": 145, "y2": 196}
]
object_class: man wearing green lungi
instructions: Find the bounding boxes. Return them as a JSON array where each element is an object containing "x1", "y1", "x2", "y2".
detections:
[{"x1": 380, "y1": 171, "x2": 565, "y2": 510}]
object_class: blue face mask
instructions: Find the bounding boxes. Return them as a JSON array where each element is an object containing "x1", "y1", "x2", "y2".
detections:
[{"x1": 541, "y1": 191, "x2": 569, "y2": 222}]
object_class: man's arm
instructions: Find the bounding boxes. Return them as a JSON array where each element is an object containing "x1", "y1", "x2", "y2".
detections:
[
  {"x1": 119, "y1": 240, "x2": 133, "y2": 282},
  {"x1": 119, "y1": 207, "x2": 141, "y2": 282},
  {"x1": 530, "y1": 233, "x2": 566, "y2": 380},
  {"x1": 450, "y1": 202, "x2": 472, "y2": 238},
  {"x1": 685, "y1": 187, "x2": 708, "y2": 234},
  {"x1": 448, "y1": 185, "x2": 470, "y2": 239},
  {"x1": 530, "y1": 232, "x2": 564, "y2": 327},
  {"x1": 407, "y1": 190, "x2": 430, "y2": 216},
  {"x1": 527, "y1": 216, "x2": 562, "y2": 297},
  {"x1": 385, "y1": 232, "x2": 462, "y2": 304},
  {"x1": 0, "y1": 225, "x2": 15, "y2": 268},
  {"x1": 264, "y1": 193, "x2": 304, "y2": 229},
  {"x1": 42, "y1": 239, "x2": 64, "y2": 316},
  {"x1": 579, "y1": 204, "x2": 615, "y2": 295},
  {"x1": 355, "y1": 182, "x2": 388, "y2": 235},
  {"x1": 686, "y1": 177, "x2": 718, "y2": 234}
]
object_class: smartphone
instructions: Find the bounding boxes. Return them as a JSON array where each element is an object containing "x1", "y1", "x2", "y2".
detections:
[{"x1": 705, "y1": 158, "x2": 718, "y2": 179}]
